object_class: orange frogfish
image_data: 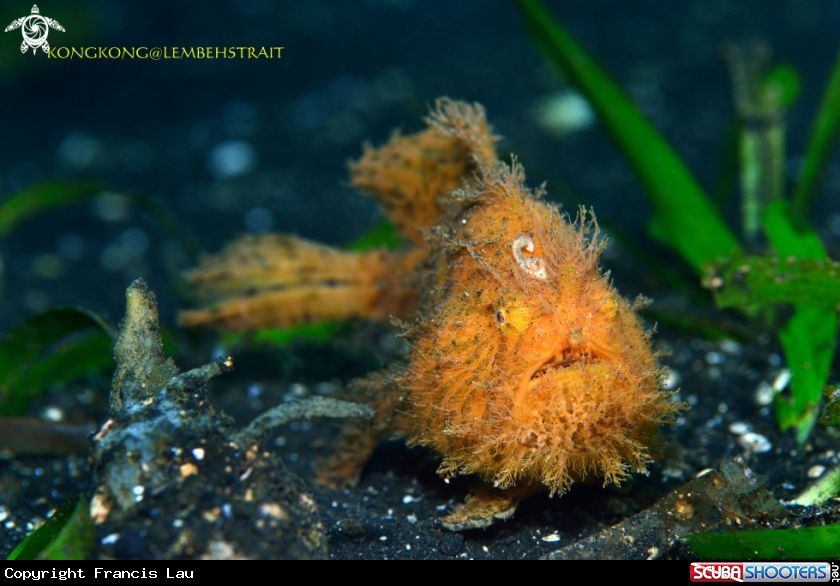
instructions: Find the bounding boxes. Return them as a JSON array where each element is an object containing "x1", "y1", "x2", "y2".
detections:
[{"x1": 179, "y1": 98, "x2": 681, "y2": 529}]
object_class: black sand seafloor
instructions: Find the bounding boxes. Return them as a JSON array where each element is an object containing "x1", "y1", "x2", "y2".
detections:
[{"x1": 1, "y1": 0, "x2": 840, "y2": 560}]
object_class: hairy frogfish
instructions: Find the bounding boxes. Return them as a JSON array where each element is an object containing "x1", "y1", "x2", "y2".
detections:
[{"x1": 179, "y1": 98, "x2": 682, "y2": 529}]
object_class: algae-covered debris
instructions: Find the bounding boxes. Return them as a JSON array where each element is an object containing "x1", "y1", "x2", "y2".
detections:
[
  {"x1": 543, "y1": 458, "x2": 788, "y2": 560},
  {"x1": 89, "y1": 279, "x2": 372, "y2": 559},
  {"x1": 109, "y1": 278, "x2": 180, "y2": 413},
  {"x1": 818, "y1": 384, "x2": 840, "y2": 428},
  {"x1": 703, "y1": 255, "x2": 840, "y2": 311}
]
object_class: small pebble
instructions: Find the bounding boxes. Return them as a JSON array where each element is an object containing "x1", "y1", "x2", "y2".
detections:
[
  {"x1": 208, "y1": 140, "x2": 256, "y2": 179},
  {"x1": 755, "y1": 381, "x2": 775, "y2": 406},
  {"x1": 772, "y1": 369, "x2": 792, "y2": 392},
  {"x1": 719, "y1": 340, "x2": 741, "y2": 354},
  {"x1": 58, "y1": 132, "x2": 100, "y2": 169},
  {"x1": 41, "y1": 406, "x2": 65, "y2": 423},
  {"x1": 532, "y1": 91, "x2": 595, "y2": 138},
  {"x1": 728, "y1": 422, "x2": 752, "y2": 436},
  {"x1": 662, "y1": 369, "x2": 681, "y2": 391},
  {"x1": 738, "y1": 432, "x2": 772, "y2": 454}
]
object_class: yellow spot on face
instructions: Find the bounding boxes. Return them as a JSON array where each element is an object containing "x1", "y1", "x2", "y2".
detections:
[{"x1": 604, "y1": 296, "x2": 618, "y2": 318}]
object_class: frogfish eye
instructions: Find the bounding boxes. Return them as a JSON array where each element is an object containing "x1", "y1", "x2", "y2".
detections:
[{"x1": 496, "y1": 310, "x2": 505, "y2": 324}]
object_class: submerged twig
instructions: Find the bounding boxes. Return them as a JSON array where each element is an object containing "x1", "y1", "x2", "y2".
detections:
[
  {"x1": 234, "y1": 397, "x2": 373, "y2": 446},
  {"x1": 0, "y1": 417, "x2": 93, "y2": 457},
  {"x1": 543, "y1": 458, "x2": 788, "y2": 560}
]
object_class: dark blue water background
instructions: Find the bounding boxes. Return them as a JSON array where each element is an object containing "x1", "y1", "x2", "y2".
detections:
[{"x1": 1, "y1": 0, "x2": 839, "y2": 329}]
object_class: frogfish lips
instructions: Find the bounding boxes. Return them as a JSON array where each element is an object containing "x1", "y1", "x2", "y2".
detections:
[{"x1": 528, "y1": 346, "x2": 600, "y2": 380}]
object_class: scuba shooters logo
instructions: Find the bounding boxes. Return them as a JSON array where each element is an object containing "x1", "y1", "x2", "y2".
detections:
[
  {"x1": 690, "y1": 562, "x2": 835, "y2": 583},
  {"x1": 4, "y1": 4, "x2": 65, "y2": 55}
]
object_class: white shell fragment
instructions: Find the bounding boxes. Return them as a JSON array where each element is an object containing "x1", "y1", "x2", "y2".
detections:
[
  {"x1": 773, "y1": 369, "x2": 792, "y2": 392},
  {"x1": 754, "y1": 369, "x2": 792, "y2": 406},
  {"x1": 737, "y1": 432, "x2": 772, "y2": 454},
  {"x1": 532, "y1": 91, "x2": 595, "y2": 138},
  {"x1": 728, "y1": 422, "x2": 752, "y2": 436},
  {"x1": 754, "y1": 382, "x2": 774, "y2": 406}
]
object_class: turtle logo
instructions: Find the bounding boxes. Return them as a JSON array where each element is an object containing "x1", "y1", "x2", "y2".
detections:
[{"x1": 4, "y1": 5, "x2": 65, "y2": 55}]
